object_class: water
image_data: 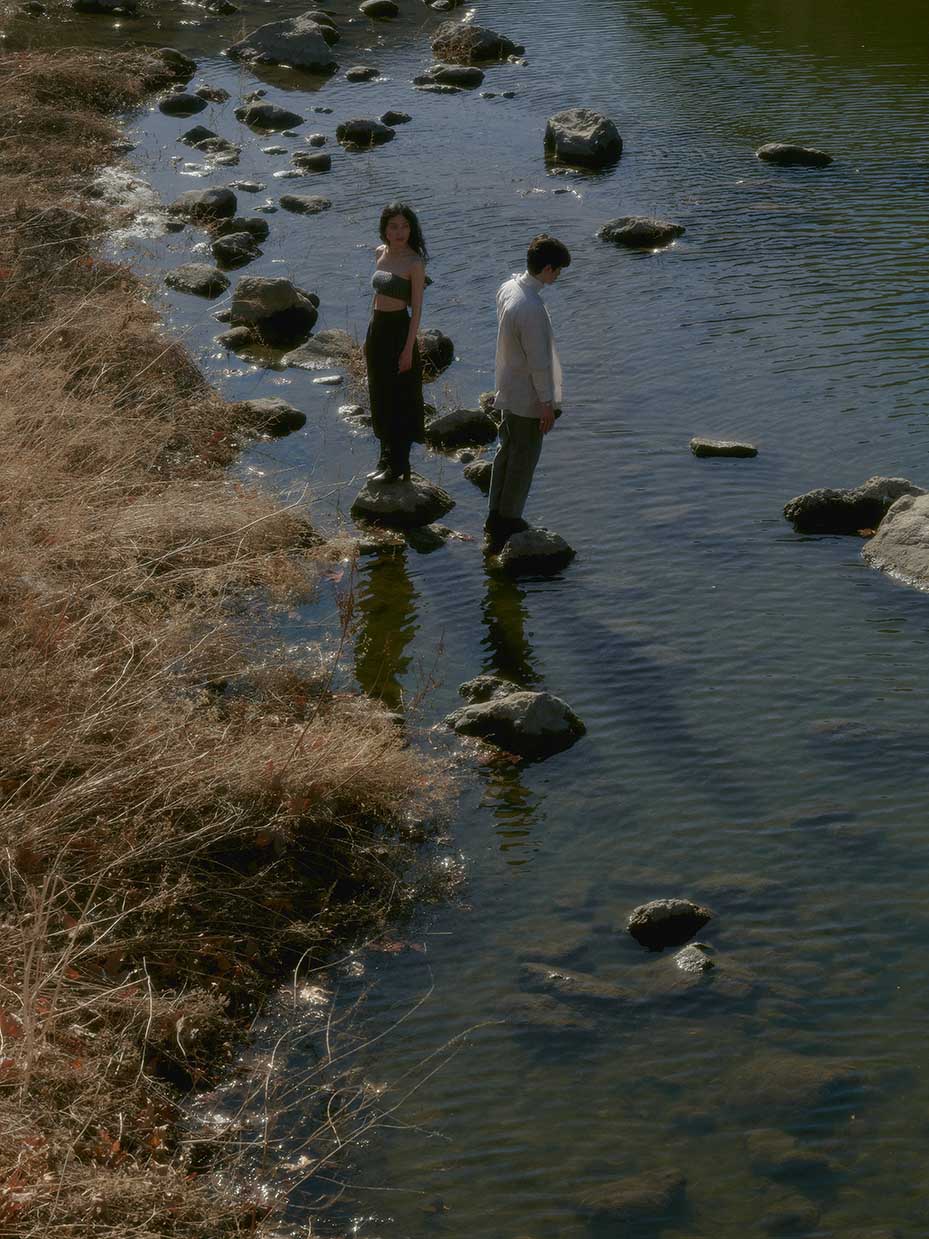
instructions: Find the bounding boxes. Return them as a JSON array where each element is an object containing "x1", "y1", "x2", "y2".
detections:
[{"x1": 20, "y1": 0, "x2": 929, "y2": 1232}]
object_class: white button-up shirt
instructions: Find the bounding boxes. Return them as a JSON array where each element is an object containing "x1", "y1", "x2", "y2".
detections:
[{"x1": 493, "y1": 271, "x2": 563, "y2": 418}]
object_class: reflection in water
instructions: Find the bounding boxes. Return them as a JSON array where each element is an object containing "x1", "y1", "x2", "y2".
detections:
[
  {"x1": 479, "y1": 766, "x2": 544, "y2": 866},
  {"x1": 480, "y1": 571, "x2": 541, "y2": 688},
  {"x1": 353, "y1": 549, "x2": 418, "y2": 711}
]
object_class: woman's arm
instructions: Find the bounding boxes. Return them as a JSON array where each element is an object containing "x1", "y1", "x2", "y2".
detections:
[{"x1": 399, "y1": 259, "x2": 425, "y2": 373}]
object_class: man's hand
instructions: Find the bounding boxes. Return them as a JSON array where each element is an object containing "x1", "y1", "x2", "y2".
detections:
[{"x1": 539, "y1": 402, "x2": 556, "y2": 435}]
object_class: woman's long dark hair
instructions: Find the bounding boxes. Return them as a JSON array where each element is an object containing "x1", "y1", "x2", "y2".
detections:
[{"x1": 378, "y1": 201, "x2": 429, "y2": 261}]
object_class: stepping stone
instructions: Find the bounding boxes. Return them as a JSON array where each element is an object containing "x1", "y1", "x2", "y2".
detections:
[
  {"x1": 598, "y1": 216, "x2": 685, "y2": 248},
  {"x1": 497, "y1": 528, "x2": 575, "y2": 576},
  {"x1": 756, "y1": 142, "x2": 832, "y2": 167},
  {"x1": 351, "y1": 476, "x2": 455, "y2": 529},
  {"x1": 164, "y1": 263, "x2": 229, "y2": 297},
  {"x1": 690, "y1": 438, "x2": 757, "y2": 458},
  {"x1": 445, "y1": 690, "x2": 585, "y2": 760}
]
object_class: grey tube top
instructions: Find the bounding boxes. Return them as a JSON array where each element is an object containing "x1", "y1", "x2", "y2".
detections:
[{"x1": 372, "y1": 268, "x2": 412, "y2": 302}]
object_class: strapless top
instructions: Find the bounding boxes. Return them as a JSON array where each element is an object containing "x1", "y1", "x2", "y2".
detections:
[{"x1": 372, "y1": 268, "x2": 412, "y2": 302}]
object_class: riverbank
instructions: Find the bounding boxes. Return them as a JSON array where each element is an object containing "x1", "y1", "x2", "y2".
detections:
[{"x1": 0, "y1": 42, "x2": 448, "y2": 1236}]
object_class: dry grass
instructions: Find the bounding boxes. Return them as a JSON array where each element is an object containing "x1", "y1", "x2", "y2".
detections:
[{"x1": 0, "y1": 46, "x2": 450, "y2": 1238}]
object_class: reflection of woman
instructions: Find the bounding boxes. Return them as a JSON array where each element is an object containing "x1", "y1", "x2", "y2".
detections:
[{"x1": 364, "y1": 202, "x2": 428, "y2": 483}]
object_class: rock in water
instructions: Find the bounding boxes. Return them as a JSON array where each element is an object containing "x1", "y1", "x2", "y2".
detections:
[
  {"x1": 227, "y1": 15, "x2": 338, "y2": 72},
  {"x1": 158, "y1": 93, "x2": 207, "y2": 117},
  {"x1": 212, "y1": 216, "x2": 270, "y2": 242},
  {"x1": 291, "y1": 151, "x2": 332, "y2": 172},
  {"x1": 626, "y1": 898, "x2": 712, "y2": 950},
  {"x1": 497, "y1": 528, "x2": 576, "y2": 575},
  {"x1": 458, "y1": 673, "x2": 517, "y2": 703},
  {"x1": 418, "y1": 327, "x2": 454, "y2": 378},
  {"x1": 211, "y1": 231, "x2": 261, "y2": 267},
  {"x1": 783, "y1": 476, "x2": 924, "y2": 534},
  {"x1": 164, "y1": 263, "x2": 229, "y2": 297},
  {"x1": 756, "y1": 142, "x2": 832, "y2": 167},
  {"x1": 380, "y1": 110, "x2": 411, "y2": 125},
  {"x1": 416, "y1": 63, "x2": 484, "y2": 88},
  {"x1": 232, "y1": 397, "x2": 307, "y2": 437},
  {"x1": 463, "y1": 459, "x2": 493, "y2": 493},
  {"x1": 598, "y1": 216, "x2": 684, "y2": 247},
  {"x1": 284, "y1": 329, "x2": 357, "y2": 369},
  {"x1": 351, "y1": 477, "x2": 455, "y2": 529},
  {"x1": 431, "y1": 20, "x2": 524, "y2": 63},
  {"x1": 425, "y1": 407, "x2": 497, "y2": 450},
  {"x1": 229, "y1": 276, "x2": 318, "y2": 348},
  {"x1": 279, "y1": 194, "x2": 332, "y2": 215},
  {"x1": 336, "y1": 117, "x2": 395, "y2": 148},
  {"x1": 545, "y1": 107, "x2": 622, "y2": 167},
  {"x1": 345, "y1": 64, "x2": 380, "y2": 81},
  {"x1": 360, "y1": 0, "x2": 398, "y2": 16},
  {"x1": 861, "y1": 492, "x2": 929, "y2": 589},
  {"x1": 577, "y1": 1170, "x2": 687, "y2": 1224},
  {"x1": 690, "y1": 438, "x2": 758, "y2": 458},
  {"x1": 445, "y1": 690, "x2": 585, "y2": 759},
  {"x1": 170, "y1": 186, "x2": 237, "y2": 221},
  {"x1": 234, "y1": 102, "x2": 305, "y2": 130}
]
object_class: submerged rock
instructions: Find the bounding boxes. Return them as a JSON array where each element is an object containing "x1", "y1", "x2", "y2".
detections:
[
  {"x1": 497, "y1": 528, "x2": 575, "y2": 576},
  {"x1": 759, "y1": 1198, "x2": 821, "y2": 1235},
  {"x1": 165, "y1": 263, "x2": 229, "y2": 298},
  {"x1": 747, "y1": 1130, "x2": 836, "y2": 1180},
  {"x1": 503, "y1": 993, "x2": 596, "y2": 1038},
  {"x1": 336, "y1": 117, "x2": 395, "y2": 148},
  {"x1": 212, "y1": 215, "x2": 270, "y2": 242},
  {"x1": 861, "y1": 492, "x2": 929, "y2": 589},
  {"x1": 727, "y1": 1052, "x2": 861, "y2": 1119},
  {"x1": 783, "y1": 476, "x2": 924, "y2": 535},
  {"x1": 520, "y1": 962, "x2": 626, "y2": 1007},
  {"x1": 545, "y1": 107, "x2": 622, "y2": 167},
  {"x1": 232, "y1": 397, "x2": 307, "y2": 437},
  {"x1": 351, "y1": 477, "x2": 455, "y2": 529},
  {"x1": 757, "y1": 142, "x2": 832, "y2": 167},
  {"x1": 179, "y1": 124, "x2": 216, "y2": 145},
  {"x1": 598, "y1": 216, "x2": 684, "y2": 247},
  {"x1": 235, "y1": 102, "x2": 305, "y2": 130},
  {"x1": 227, "y1": 15, "x2": 338, "y2": 72},
  {"x1": 431, "y1": 20, "x2": 524, "y2": 63},
  {"x1": 691, "y1": 437, "x2": 758, "y2": 458},
  {"x1": 626, "y1": 898, "x2": 712, "y2": 950},
  {"x1": 446, "y1": 690, "x2": 585, "y2": 759},
  {"x1": 577, "y1": 1169, "x2": 686, "y2": 1224}
]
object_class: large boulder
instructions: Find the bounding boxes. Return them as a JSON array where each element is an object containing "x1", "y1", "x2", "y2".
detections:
[
  {"x1": 158, "y1": 92, "x2": 207, "y2": 117},
  {"x1": 234, "y1": 102, "x2": 304, "y2": 130},
  {"x1": 279, "y1": 193, "x2": 332, "y2": 215},
  {"x1": 861, "y1": 492, "x2": 929, "y2": 588},
  {"x1": 431, "y1": 21, "x2": 524, "y2": 63},
  {"x1": 227, "y1": 15, "x2": 339, "y2": 72},
  {"x1": 497, "y1": 528, "x2": 575, "y2": 576},
  {"x1": 425, "y1": 406, "x2": 497, "y2": 451},
  {"x1": 598, "y1": 216, "x2": 684, "y2": 248},
  {"x1": 164, "y1": 263, "x2": 229, "y2": 298},
  {"x1": 626, "y1": 898, "x2": 712, "y2": 950},
  {"x1": 577, "y1": 1170, "x2": 686, "y2": 1225},
  {"x1": 229, "y1": 276, "x2": 318, "y2": 348},
  {"x1": 757, "y1": 142, "x2": 832, "y2": 167},
  {"x1": 231, "y1": 397, "x2": 307, "y2": 437},
  {"x1": 417, "y1": 327, "x2": 454, "y2": 378},
  {"x1": 545, "y1": 107, "x2": 622, "y2": 167},
  {"x1": 170, "y1": 186, "x2": 237, "y2": 222},
  {"x1": 351, "y1": 476, "x2": 455, "y2": 529},
  {"x1": 445, "y1": 690, "x2": 585, "y2": 759},
  {"x1": 336, "y1": 117, "x2": 395, "y2": 148},
  {"x1": 284, "y1": 328, "x2": 357, "y2": 370},
  {"x1": 783, "y1": 476, "x2": 924, "y2": 535}
]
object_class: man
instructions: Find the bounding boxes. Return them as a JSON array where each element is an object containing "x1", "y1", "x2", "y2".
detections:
[{"x1": 484, "y1": 233, "x2": 571, "y2": 555}]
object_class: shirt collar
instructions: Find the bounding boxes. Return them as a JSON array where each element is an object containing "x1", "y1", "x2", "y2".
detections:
[{"x1": 517, "y1": 270, "x2": 545, "y2": 293}]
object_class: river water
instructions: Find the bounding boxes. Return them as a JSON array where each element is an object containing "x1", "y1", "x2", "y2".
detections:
[{"x1": 16, "y1": 0, "x2": 929, "y2": 1232}]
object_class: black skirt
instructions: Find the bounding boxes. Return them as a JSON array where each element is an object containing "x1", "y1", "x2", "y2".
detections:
[{"x1": 364, "y1": 308, "x2": 425, "y2": 445}]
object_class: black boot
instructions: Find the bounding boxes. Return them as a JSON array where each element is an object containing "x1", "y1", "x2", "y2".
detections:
[
  {"x1": 367, "y1": 444, "x2": 389, "y2": 480},
  {"x1": 372, "y1": 439, "x2": 411, "y2": 484}
]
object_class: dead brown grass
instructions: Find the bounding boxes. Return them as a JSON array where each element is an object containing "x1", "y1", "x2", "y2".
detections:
[{"x1": 0, "y1": 46, "x2": 449, "y2": 1238}]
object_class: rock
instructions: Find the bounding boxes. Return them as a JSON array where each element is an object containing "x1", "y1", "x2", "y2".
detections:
[
  {"x1": 165, "y1": 263, "x2": 230, "y2": 298},
  {"x1": 284, "y1": 329, "x2": 357, "y2": 369},
  {"x1": 229, "y1": 276, "x2": 319, "y2": 348},
  {"x1": 291, "y1": 151, "x2": 332, "y2": 172},
  {"x1": 279, "y1": 193, "x2": 332, "y2": 215},
  {"x1": 158, "y1": 48, "x2": 197, "y2": 78},
  {"x1": 20, "y1": 0, "x2": 47, "y2": 13},
  {"x1": 195, "y1": 85, "x2": 230, "y2": 103},
  {"x1": 783, "y1": 476, "x2": 924, "y2": 535},
  {"x1": 158, "y1": 93, "x2": 207, "y2": 117},
  {"x1": 179, "y1": 124, "x2": 216, "y2": 145},
  {"x1": 445, "y1": 690, "x2": 585, "y2": 759},
  {"x1": 425, "y1": 406, "x2": 497, "y2": 451},
  {"x1": 230, "y1": 180, "x2": 264, "y2": 194},
  {"x1": 626, "y1": 898, "x2": 712, "y2": 950},
  {"x1": 339, "y1": 403, "x2": 370, "y2": 426},
  {"x1": 727, "y1": 1053, "x2": 861, "y2": 1119},
  {"x1": 235, "y1": 102, "x2": 305, "y2": 130},
  {"x1": 313, "y1": 105, "x2": 334, "y2": 113},
  {"x1": 861, "y1": 492, "x2": 929, "y2": 588},
  {"x1": 431, "y1": 21, "x2": 524, "y2": 64},
  {"x1": 747, "y1": 1130, "x2": 836, "y2": 1180},
  {"x1": 759, "y1": 1198, "x2": 821, "y2": 1235},
  {"x1": 213, "y1": 152, "x2": 240, "y2": 167},
  {"x1": 360, "y1": 0, "x2": 398, "y2": 16},
  {"x1": 458, "y1": 673, "x2": 517, "y2": 703},
  {"x1": 216, "y1": 326, "x2": 256, "y2": 350},
  {"x1": 227, "y1": 15, "x2": 339, "y2": 72},
  {"x1": 206, "y1": 0, "x2": 238, "y2": 12},
  {"x1": 170, "y1": 186, "x2": 237, "y2": 221},
  {"x1": 417, "y1": 63, "x2": 485, "y2": 87},
  {"x1": 520, "y1": 962, "x2": 626, "y2": 1007},
  {"x1": 213, "y1": 307, "x2": 232, "y2": 322},
  {"x1": 497, "y1": 528, "x2": 576, "y2": 576},
  {"x1": 212, "y1": 216, "x2": 270, "y2": 241},
  {"x1": 673, "y1": 943, "x2": 715, "y2": 975},
  {"x1": 351, "y1": 476, "x2": 455, "y2": 529},
  {"x1": 577, "y1": 1170, "x2": 686, "y2": 1223},
  {"x1": 757, "y1": 142, "x2": 832, "y2": 167},
  {"x1": 598, "y1": 216, "x2": 684, "y2": 248},
  {"x1": 232, "y1": 397, "x2": 306, "y2": 437},
  {"x1": 304, "y1": 9, "x2": 340, "y2": 42},
  {"x1": 193, "y1": 136, "x2": 240, "y2": 156},
  {"x1": 463, "y1": 460, "x2": 493, "y2": 493},
  {"x1": 405, "y1": 523, "x2": 452, "y2": 554},
  {"x1": 210, "y1": 231, "x2": 261, "y2": 266},
  {"x1": 312, "y1": 374, "x2": 342, "y2": 385},
  {"x1": 503, "y1": 994, "x2": 596, "y2": 1037},
  {"x1": 72, "y1": 0, "x2": 136, "y2": 12},
  {"x1": 336, "y1": 117, "x2": 395, "y2": 148},
  {"x1": 415, "y1": 82, "x2": 461, "y2": 95},
  {"x1": 417, "y1": 327, "x2": 454, "y2": 378},
  {"x1": 346, "y1": 64, "x2": 380, "y2": 81},
  {"x1": 261, "y1": 144, "x2": 287, "y2": 154},
  {"x1": 305, "y1": 133, "x2": 327, "y2": 146},
  {"x1": 545, "y1": 107, "x2": 622, "y2": 167},
  {"x1": 690, "y1": 437, "x2": 757, "y2": 458},
  {"x1": 380, "y1": 110, "x2": 411, "y2": 125}
]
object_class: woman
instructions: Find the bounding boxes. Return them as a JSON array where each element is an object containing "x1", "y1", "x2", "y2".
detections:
[{"x1": 365, "y1": 202, "x2": 428, "y2": 483}]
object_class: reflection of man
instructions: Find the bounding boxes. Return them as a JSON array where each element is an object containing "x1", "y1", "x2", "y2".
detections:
[{"x1": 484, "y1": 233, "x2": 572, "y2": 555}]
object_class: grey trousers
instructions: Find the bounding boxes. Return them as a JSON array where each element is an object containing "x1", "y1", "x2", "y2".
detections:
[{"x1": 487, "y1": 412, "x2": 543, "y2": 522}]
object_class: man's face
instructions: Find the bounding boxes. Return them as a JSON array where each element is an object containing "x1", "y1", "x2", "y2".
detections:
[{"x1": 539, "y1": 264, "x2": 562, "y2": 286}]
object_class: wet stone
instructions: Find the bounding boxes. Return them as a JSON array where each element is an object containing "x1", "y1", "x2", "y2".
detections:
[
  {"x1": 279, "y1": 194, "x2": 332, "y2": 215},
  {"x1": 747, "y1": 1130, "x2": 836, "y2": 1181},
  {"x1": 598, "y1": 216, "x2": 685, "y2": 248},
  {"x1": 170, "y1": 186, "x2": 237, "y2": 221},
  {"x1": 305, "y1": 133, "x2": 327, "y2": 146},
  {"x1": 690, "y1": 437, "x2": 758, "y2": 458},
  {"x1": 179, "y1": 124, "x2": 216, "y2": 145},
  {"x1": 519, "y1": 962, "x2": 627, "y2": 1008},
  {"x1": 458, "y1": 674, "x2": 517, "y2": 703},
  {"x1": 497, "y1": 528, "x2": 575, "y2": 576},
  {"x1": 759, "y1": 1198, "x2": 821, "y2": 1235},
  {"x1": 346, "y1": 64, "x2": 380, "y2": 81},
  {"x1": 351, "y1": 476, "x2": 455, "y2": 529},
  {"x1": 195, "y1": 85, "x2": 230, "y2": 103},
  {"x1": 164, "y1": 263, "x2": 229, "y2": 297},
  {"x1": 626, "y1": 898, "x2": 713, "y2": 950},
  {"x1": 159, "y1": 92, "x2": 208, "y2": 116},
  {"x1": 235, "y1": 102, "x2": 304, "y2": 131},
  {"x1": 446, "y1": 690, "x2": 585, "y2": 760},
  {"x1": 380, "y1": 110, "x2": 412, "y2": 125},
  {"x1": 757, "y1": 141, "x2": 832, "y2": 167},
  {"x1": 336, "y1": 117, "x2": 395, "y2": 148},
  {"x1": 425, "y1": 406, "x2": 497, "y2": 450},
  {"x1": 728, "y1": 1052, "x2": 862, "y2": 1120},
  {"x1": 210, "y1": 231, "x2": 261, "y2": 266},
  {"x1": 406, "y1": 523, "x2": 452, "y2": 554},
  {"x1": 212, "y1": 216, "x2": 270, "y2": 241},
  {"x1": 503, "y1": 993, "x2": 596, "y2": 1038},
  {"x1": 284, "y1": 329, "x2": 356, "y2": 370},
  {"x1": 577, "y1": 1169, "x2": 687, "y2": 1224},
  {"x1": 545, "y1": 106, "x2": 622, "y2": 167},
  {"x1": 232, "y1": 396, "x2": 306, "y2": 437},
  {"x1": 783, "y1": 475, "x2": 924, "y2": 535},
  {"x1": 261, "y1": 144, "x2": 288, "y2": 154},
  {"x1": 291, "y1": 151, "x2": 332, "y2": 172}
]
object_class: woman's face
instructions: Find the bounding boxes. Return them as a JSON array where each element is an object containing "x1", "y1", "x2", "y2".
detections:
[{"x1": 384, "y1": 213, "x2": 411, "y2": 247}]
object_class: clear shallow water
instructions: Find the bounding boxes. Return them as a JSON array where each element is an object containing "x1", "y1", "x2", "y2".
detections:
[{"x1": 30, "y1": 0, "x2": 929, "y2": 1231}]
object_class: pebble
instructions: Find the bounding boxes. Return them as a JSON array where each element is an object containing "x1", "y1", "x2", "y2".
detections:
[
  {"x1": 313, "y1": 374, "x2": 343, "y2": 385},
  {"x1": 313, "y1": 105, "x2": 334, "y2": 114},
  {"x1": 261, "y1": 145, "x2": 287, "y2": 155}
]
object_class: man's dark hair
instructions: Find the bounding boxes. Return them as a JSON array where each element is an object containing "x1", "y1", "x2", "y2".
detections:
[{"x1": 527, "y1": 233, "x2": 571, "y2": 275}]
